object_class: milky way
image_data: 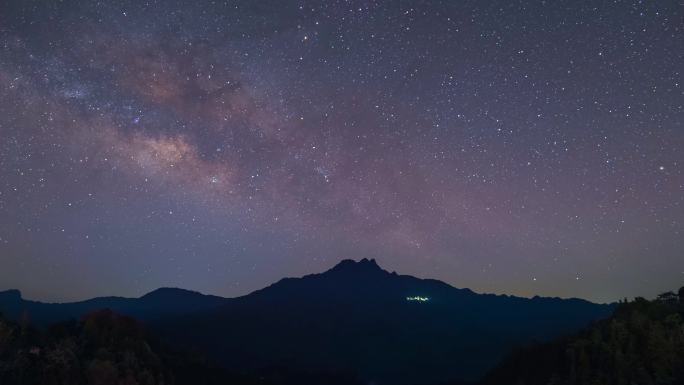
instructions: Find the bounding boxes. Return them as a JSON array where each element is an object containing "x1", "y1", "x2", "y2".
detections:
[{"x1": 0, "y1": 1, "x2": 682, "y2": 302}]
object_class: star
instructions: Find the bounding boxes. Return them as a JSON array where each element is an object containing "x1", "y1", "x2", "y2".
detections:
[{"x1": 0, "y1": 0, "x2": 679, "y2": 304}]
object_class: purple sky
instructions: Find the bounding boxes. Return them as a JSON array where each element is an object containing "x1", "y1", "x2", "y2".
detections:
[{"x1": 0, "y1": 0, "x2": 682, "y2": 303}]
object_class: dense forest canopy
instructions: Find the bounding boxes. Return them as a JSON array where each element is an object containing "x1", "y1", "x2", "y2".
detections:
[
  {"x1": 480, "y1": 287, "x2": 684, "y2": 385},
  {"x1": 0, "y1": 310, "x2": 362, "y2": 385}
]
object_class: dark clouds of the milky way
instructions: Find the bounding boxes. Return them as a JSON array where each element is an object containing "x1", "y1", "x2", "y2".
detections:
[{"x1": 0, "y1": 1, "x2": 681, "y2": 303}]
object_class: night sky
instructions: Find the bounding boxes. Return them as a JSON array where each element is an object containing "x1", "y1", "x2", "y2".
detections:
[{"x1": 0, "y1": 1, "x2": 681, "y2": 303}]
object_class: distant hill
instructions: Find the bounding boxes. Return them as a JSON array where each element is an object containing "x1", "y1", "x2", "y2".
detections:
[
  {"x1": 0, "y1": 287, "x2": 227, "y2": 327},
  {"x1": 154, "y1": 258, "x2": 614, "y2": 384},
  {"x1": 479, "y1": 287, "x2": 684, "y2": 385}
]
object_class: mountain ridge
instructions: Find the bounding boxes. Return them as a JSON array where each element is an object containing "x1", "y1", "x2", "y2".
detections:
[
  {"x1": 0, "y1": 259, "x2": 615, "y2": 384},
  {"x1": 149, "y1": 259, "x2": 615, "y2": 384},
  {"x1": 0, "y1": 286, "x2": 228, "y2": 326},
  {"x1": 0, "y1": 259, "x2": 610, "y2": 305}
]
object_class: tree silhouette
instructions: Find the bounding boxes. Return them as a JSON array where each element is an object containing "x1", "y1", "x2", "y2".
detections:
[
  {"x1": 0, "y1": 310, "x2": 365, "y2": 385},
  {"x1": 480, "y1": 287, "x2": 684, "y2": 385}
]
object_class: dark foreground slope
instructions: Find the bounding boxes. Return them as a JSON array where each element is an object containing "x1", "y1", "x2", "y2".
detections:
[
  {"x1": 156, "y1": 259, "x2": 614, "y2": 384},
  {"x1": 480, "y1": 287, "x2": 684, "y2": 385},
  {"x1": 0, "y1": 310, "x2": 364, "y2": 385},
  {"x1": 0, "y1": 288, "x2": 227, "y2": 327}
]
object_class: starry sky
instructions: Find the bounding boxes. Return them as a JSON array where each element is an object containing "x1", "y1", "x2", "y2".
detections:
[{"x1": 0, "y1": 0, "x2": 682, "y2": 303}]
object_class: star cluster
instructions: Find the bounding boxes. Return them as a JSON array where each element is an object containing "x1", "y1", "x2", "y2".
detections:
[{"x1": 0, "y1": 0, "x2": 681, "y2": 302}]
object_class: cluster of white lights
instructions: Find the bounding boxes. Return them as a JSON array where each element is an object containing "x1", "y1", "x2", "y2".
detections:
[{"x1": 406, "y1": 296, "x2": 430, "y2": 302}]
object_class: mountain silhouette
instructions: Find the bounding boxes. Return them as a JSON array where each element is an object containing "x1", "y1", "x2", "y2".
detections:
[
  {"x1": 0, "y1": 259, "x2": 615, "y2": 384},
  {"x1": 0, "y1": 287, "x2": 227, "y2": 326},
  {"x1": 153, "y1": 259, "x2": 614, "y2": 384}
]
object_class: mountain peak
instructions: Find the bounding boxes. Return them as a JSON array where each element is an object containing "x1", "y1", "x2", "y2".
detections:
[
  {"x1": 0, "y1": 289, "x2": 22, "y2": 301},
  {"x1": 140, "y1": 287, "x2": 205, "y2": 300},
  {"x1": 328, "y1": 258, "x2": 384, "y2": 275}
]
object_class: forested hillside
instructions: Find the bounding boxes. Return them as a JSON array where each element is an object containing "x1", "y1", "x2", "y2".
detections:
[
  {"x1": 481, "y1": 287, "x2": 684, "y2": 385},
  {"x1": 0, "y1": 310, "x2": 361, "y2": 385}
]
